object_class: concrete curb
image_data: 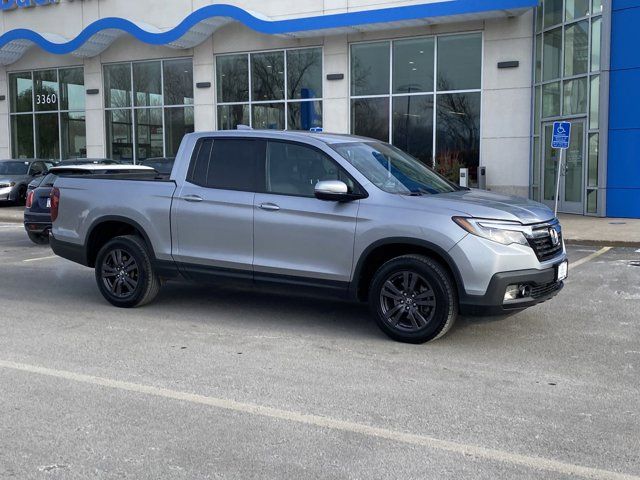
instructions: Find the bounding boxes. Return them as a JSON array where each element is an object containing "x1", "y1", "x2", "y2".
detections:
[{"x1": 0, "y1": 208, "x2": 24, "y2": 224}]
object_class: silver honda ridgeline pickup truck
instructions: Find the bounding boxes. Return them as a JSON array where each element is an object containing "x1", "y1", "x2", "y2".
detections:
[{"x1": 50, "y1": 131, "x2": 567, "y2": 343}]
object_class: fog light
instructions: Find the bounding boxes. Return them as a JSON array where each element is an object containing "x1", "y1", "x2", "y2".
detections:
[
  {"x1": 504, "y1": 284, "x2": 532, "y2": 302},
  {"x1": 504, "y1": 285, "x2": 520, "y2": 301}
]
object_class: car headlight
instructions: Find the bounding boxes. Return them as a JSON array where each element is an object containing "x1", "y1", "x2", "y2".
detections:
[{"x1": 453, "y1": 217, "x2": 532, "y2": 246}]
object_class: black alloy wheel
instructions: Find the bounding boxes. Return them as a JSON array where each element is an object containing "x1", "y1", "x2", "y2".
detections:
[
  {"x1": 369, "y1": 255, "x2": 458, "y2": 344},
  {"x1": 101, "y1": 248, "x2": 140, "y2": 299},
  {"x1": 379, "y1": 271, "x2": 437, "y2": 332},
  {"x1": 95, "y1": 235, "x2": 160, "y2": 308}
]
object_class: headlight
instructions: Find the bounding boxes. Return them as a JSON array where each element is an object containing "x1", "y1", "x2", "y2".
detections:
[{"x1": 453, "y1": 217, "x2": 531, "y2": 246}]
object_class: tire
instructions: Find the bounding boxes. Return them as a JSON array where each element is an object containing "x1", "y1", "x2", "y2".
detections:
[
  {"x1": 16, "y1": 186, "x2": 27, "y2": 206},
  {"x1": 27, "y1": 231, "x2": 49, "y2": 245},
  {"x1": 94, "y1": 235, "x2": 160, "y2": 308},
  {"x1": 368, "y1": 255, "x2": 458, "y2": 344}
]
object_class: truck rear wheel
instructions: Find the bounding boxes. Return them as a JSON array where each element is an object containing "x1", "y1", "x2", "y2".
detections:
[
  {"x1": 95, "y1": 235, "x2": 160, "y2": 308},
  {"x1": 369, "y1": 255, "x2": 458, "y2": 344}
]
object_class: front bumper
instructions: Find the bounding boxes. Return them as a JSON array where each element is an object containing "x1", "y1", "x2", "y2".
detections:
[
  {"x1": 0, "y1": 186, "x2": 17, "y2": 201},
  {"x1": 459, "y1": 264, "x2": 565, "y2": 316}
]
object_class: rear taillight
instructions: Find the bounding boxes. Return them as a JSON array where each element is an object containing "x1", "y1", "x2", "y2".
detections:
[
  {"x1": 50, "y1": 187, "x2": 60, "y2": 222},
  {"x1": 25, "y1": 191, "x2": 34, "y2": 209}
]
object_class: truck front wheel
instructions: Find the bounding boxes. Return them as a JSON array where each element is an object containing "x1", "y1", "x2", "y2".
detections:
[
  {"x1": 95, "y1": 235, "x2": 160, "y2": 308},
  {"x1": 369, "y1": 255, "x2": 458, "y2": 344}
]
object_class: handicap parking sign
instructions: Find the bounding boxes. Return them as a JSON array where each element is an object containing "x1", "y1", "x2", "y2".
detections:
[{"x1": 552, "y1": 121, "x2": 571, "y2": 149}]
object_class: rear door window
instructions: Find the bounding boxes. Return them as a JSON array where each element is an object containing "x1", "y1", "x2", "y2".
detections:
[{"x1": 187, "y1": 138, "x2": 263, "y2": 192}]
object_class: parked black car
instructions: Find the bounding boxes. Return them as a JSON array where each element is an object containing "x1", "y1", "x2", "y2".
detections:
[{"x1": 24, "y1": 163, "x2": 154, "y2": 245}]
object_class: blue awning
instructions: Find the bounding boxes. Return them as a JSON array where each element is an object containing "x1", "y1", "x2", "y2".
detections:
[{"x1": 0, "y1": 0, "x2": 538, "y2": 65}]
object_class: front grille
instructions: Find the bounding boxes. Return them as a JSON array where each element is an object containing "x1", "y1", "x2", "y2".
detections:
[
  {"x1": 530, "y1": 281, "x2": 562, "y2": 299},
  {"x1": 527, "y1": 221, "x2": 563, "y2": 262}
]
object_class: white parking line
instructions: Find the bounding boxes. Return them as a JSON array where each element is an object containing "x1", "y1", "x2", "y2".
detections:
[
  {"x1": 23, "y1": 255, "x2": 58, "y2": 263},
  {"x1": 0, "y1": 359, "x2": 637, "y2": 480},
  {"x1": 570, "y1": 247, "x2": 613, "y2": 270}
]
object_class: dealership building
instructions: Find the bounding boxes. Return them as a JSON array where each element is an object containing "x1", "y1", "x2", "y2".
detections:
[{"x1": 0, "y1": 0, "x2": 637, "y2": 217}]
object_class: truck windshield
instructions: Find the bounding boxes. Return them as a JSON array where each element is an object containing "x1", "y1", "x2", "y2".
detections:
[
  {"x1": 0, "y1": 161, "x2": 30, "y2": 175},
  {"x1": 332, "y1": 142, "x2": 458, "y2": 195}
]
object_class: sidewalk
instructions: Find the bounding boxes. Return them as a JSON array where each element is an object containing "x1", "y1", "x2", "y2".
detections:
[
  {"x1": 0, "y1": 206, "x2": 24, "y2": 224},
  {"x1": 558, "y1": 214, "x2": 640, "y2": 247},
  {"x1": 2, "y1": 206, "x2": 639, "y2": 247}
]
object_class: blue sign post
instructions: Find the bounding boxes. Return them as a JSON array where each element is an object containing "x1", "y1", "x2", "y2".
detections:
[{"x1": 551, "y1": 121, "x2": 571, "y2": 216}]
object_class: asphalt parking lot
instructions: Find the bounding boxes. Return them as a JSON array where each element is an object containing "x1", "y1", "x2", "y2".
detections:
[{"x1": 1, "y1": 222, "x2": 639, "y2": 480}]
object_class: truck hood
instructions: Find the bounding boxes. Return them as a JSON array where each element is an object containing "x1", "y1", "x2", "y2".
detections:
[{"x1": 416, "y1": 189, "x2": 555, "y2": 224}]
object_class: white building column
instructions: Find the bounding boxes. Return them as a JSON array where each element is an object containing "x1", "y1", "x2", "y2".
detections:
[
  {"x1": 83, "y1": 57, "x2": 105, "y2": 158},
  {"x1": 0, "y1": 66, "x2": 9, "y2": 158},
  {"x1": 193, "y1": 38, "x2": 215, "y2": 132},
  {"x1": 323, "y1": 35, "x2": 349, "y2": 134},
  {"x1": 481, "y1": 12, "x2": 534, "y2": 198}
]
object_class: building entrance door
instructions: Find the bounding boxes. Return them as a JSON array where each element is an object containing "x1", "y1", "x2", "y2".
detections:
[{"x1": 542, "y1": 120, "x2": 585, "y2": 214}]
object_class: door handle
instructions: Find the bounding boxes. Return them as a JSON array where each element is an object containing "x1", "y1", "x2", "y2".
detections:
[
  {"x1": 259, "y1": 203, "x2": 280, "y2": 211},
  {"x1": 183, "y1": 194, "x2": 203, "y2": 203}
]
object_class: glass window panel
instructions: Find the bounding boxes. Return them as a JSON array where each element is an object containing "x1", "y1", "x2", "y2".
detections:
[
  {"x1": 351, "y1": 97, "x2": 389, "y2": 142},
  {"x1": 288, "y1": 101, "x2": 322, "y2": 131},
  {"x1": 533, "y1": 136, "x2": 541, "y2": 191},
  {"x1": 207, "y1": 139, "x2": 261, "y2": 192},
  {"x1": 133, "y1": 62, "x2": 162, "y2": 107},
  {"x1": 217, "y1": 104, "x2": 250, "y2": 130},
  {"x1": 393, "y1": 37, "x2": 434, "y2": 94},
  {"x1": 61, "y1": 112, "x2": 86, "y2": 160},
  {"x1": 351, "y1": 42, "x2": 390, "y2": 96},
  {"x1": 216, "y1": 54, "x2": 249, "y2": 103},
  {"x1": 591, "y1": 17, "x2": 601, "y2": 72},
  {"x1": 437, "y1": 34, "x2": 482, "y2": 91},
  {"x1": 564, "y1": 21, "x2": 589, "y2": 76},
  {"x1": 392, "y1": 94, "x2": 434, "y2": 166},
  {"x1": 564, "y1": 121, "x2": 584, "y2": 203},
  {"x1": 592, "y1": 0, "x2": 602, "y2": 14},
  {"x1": 34, "y1": 113, "x2": 60, "y2": 160},
  {"x1": 536, "y1": 6, "x2": 543, "y2": 32},
  {"x1": 535, "y1": 34, "x2": 542, "y2": 84},
  {"x1": 164, "y1": 107, "x2": 194, "y2": 157},
  {"x1": 590, "y1": 75, "x2": 600, "y2": 129},
  {"x1": 106, "y1": 109, "x2": 133, "y2": 163},
  {"x1": 544, "y1": 0, "x2": 563, "y2": 27},
  {"x1": 59, "y1": 67, "x2": 85, "y2": 111},
  {"x1": 33, "y1": 70, "x2": 59, "y2": 112},
  {"x1": 587, "y1": 189, "x2": 597, "y2": 214},
  {"x1": 563, "y1": 77, "x2": 588, "y2": 114},
  {"x1": 135, "y1": 108, "x2": 164, "y2": 160},
  {"x1": 11, "y1": 115, "x2": 34, "y2": 158},
  {"x1": 542, "y1": 81, "x2": 561, "y2": 117},
  {"x1": 251, "y1": 51, "x2": 285, "y2": 101},
  {"x1": 566, "y1": 0, "x2": 589, "y2": 20},
  {"x1": 10, "y1": 72, "x2": 33, "y2": 113},
  {"x1": 104, "y1": 64, "x2": 132, "y2": 108},
  {"x1": 164, "y1": 58, "x2": 194, "y2": 106},
  {"x1": 588, "y1": 133, "x2": 598, "y2": 187},
  {"x1": 251, "y1": 103, "x2": 285, "y2": 130},
  {"x1": 543, "y1": 28, "x2": 562, "y2": 81},
  {"x1": 266, "y1": 142, "x2": 349, "y2": 197},
  {"x1": 287, "y1": 48, "x2": 322, "y2": 100},
  {"x1": 543, "y1": 124, "x2": 560, "y2": 201},
  {"x1": 534, "y1": 86, "x2": 541, "y2": 135},
  {"x1": 436, "y1": 92, "x2": 481, "y2": 185}
]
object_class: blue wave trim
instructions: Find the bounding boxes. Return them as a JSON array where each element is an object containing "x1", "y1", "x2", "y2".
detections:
[{"x1": 0, "y1": 0, "x2": 537, "y2": 54}]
